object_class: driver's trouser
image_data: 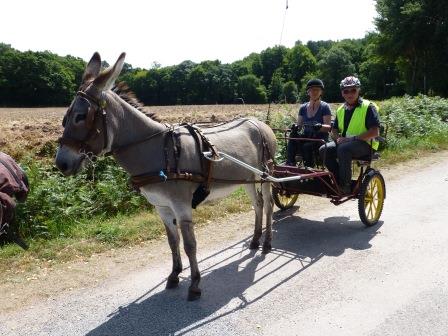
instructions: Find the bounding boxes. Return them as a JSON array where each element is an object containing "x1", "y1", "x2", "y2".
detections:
[{"x1": 319, "y1": 140, "x2": 371, "y2": 186}]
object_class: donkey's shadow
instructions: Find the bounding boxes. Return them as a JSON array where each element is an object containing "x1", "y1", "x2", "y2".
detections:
[{"x1": 88, "y1": 212, "x2": 382, "y2": 336}]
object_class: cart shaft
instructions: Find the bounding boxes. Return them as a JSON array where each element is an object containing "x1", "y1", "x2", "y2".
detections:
[{"x1": 203, "y1": 151, "x2": 304, "y2": 183}]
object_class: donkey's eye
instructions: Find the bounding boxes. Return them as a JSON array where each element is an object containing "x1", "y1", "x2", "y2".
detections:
[{"x1": 75, "y1": 113, "x2": 87, "y2": 123}]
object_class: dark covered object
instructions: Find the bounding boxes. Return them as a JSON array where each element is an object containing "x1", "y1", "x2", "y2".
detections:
[{"x1": 0, "y1": 152, "x2": 29, "y2": 248}]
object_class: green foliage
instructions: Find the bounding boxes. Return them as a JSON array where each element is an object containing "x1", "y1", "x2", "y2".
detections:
[
  {"x1": 237, "y1": 74, "x2": 267, "y2": 103},
  {"x1": 268, "y1": 106, "x2": 296, "y2": 162},
  {"x1": 15, "y1": 156, "x2": 149, "y2": 239},
  {"x1": 0, "y1": 47, "x2": 85, "y2": 106},
  {"x1": 284, "y1": 42, "x2": 317, "y2": 86},
  {"x1": 282, "y1": 81, "x2": 299, "y2": 103},
  {"x1": 119, "y1": 69, "x2": 151, "y2": 103},
  {"x1": 336, "y1": 39, "x2": 366, "y2": 74},
  {"x1": 380, "y1": 95, "x2": 448, "y2": 151},
  {"x1": 317, "y1": 46, "x2": 356, "y2": 102},
  {"x1": 358, "y1": 37, "x2": 404, "y2": 99},
  {"x1": 269, "y1": 69, "x2": 285, "y2": 103},
  {"x1": 242, "y1": 53, "x2": 263, "y2": 78},
  {"x1": 259, "y1": 46, "x2": 288, "y2": 88},
  {"x1": 375, "y1": 0, "x2": 448, "y2": 95},
  {"x1": 306, "y1": 40, "x2": 335, "y2": 58}
]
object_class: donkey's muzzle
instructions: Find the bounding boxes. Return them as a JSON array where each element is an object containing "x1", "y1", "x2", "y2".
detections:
[{"x1": 55, "y1": 147, "x2": 83, "y2": 176}]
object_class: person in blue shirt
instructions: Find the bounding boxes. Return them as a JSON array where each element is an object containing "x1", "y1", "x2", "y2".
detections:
[{"x1": 286, "y1": 79, "x2": 332, "y2": 167}]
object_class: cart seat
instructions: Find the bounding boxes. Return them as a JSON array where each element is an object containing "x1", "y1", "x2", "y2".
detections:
[{"x1": 355, "y1": 151, "x2": 380, "y2": 164}]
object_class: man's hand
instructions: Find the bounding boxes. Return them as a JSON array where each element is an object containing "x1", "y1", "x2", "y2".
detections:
[
  {"x1": 312, "y1": 123, "x2": 322, "y2": 131},
  {"x1": 336, "y1": 136, "x2": 356, "y2": 144}
]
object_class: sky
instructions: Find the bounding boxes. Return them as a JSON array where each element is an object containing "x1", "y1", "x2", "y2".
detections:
[{"x1": 1, "y1": 0, "x2": 377, "y2": 69}]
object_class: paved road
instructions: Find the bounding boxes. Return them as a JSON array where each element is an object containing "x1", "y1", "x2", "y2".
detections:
[{"x1": 2, "y1": 158, "x2": 448, "y2": 336}]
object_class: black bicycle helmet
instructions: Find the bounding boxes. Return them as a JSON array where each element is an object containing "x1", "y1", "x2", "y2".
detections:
[
  {"x1": 340, "y1": 76, "x2": 361, "y2": 89},
  {"x1": 306, "y1": 78, "x2": 324, "y2": 90}
]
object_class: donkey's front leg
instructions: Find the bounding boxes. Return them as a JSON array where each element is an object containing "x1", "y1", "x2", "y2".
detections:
[
  {"x1": 262, "y1": 183, "x2": 274, "y2": 254},
  {"x1": 156, "y1": 206, "x2": 183, "y2": 289},
  {"x1": 179, "y1": 219, "x2": 201, "y2": 301}
]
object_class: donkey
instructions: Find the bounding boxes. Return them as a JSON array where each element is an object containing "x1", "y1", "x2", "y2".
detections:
[{"x1": 55, "y1": 52, "x2": 276, "y2": 300}]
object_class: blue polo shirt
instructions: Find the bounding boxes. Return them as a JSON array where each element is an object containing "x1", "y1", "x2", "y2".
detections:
[{"x1": 298, "y1": 101, "x2": 332, "y2": 139}]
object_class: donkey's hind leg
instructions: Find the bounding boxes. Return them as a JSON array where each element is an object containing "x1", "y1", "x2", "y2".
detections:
[
  {"x1": 244, "y1": 183, "x2": 264, "y2": 250},
  {"x1": 261, "y1": 182, "x2": 274, "y2": 254},
  {"x1": 156, "y1": 206, "x2": 183, "y2": 289}
]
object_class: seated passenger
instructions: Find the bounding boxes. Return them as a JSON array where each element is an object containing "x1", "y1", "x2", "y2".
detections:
[
  {"x1": 286, "y1": 79, "x2": 332, "y2": 167},
  {"x1": 318, "y1": 76, "x2": 381, "y2": 194}
]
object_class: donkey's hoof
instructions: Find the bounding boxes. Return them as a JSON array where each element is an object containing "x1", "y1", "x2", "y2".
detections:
[
  {"x1": 262, "y1": 243, "x2": 272, "y2": 254},
  {"x1": 249, "y1": 240, "x2": 260, "y2": 250},
  {"x1": 166, "y1": 276, "x2": 180, "y2": 289},
  {"x1": 187, "y1": 287, "x2": 202, "y2": 301}
]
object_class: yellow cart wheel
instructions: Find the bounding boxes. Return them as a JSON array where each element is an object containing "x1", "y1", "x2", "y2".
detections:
[
  {"x1": 272, "y1": 188, "x2": 299, "y2": 210},
  {"x1": 358, "y1": 171, "x2": 386, "y2": 226}
]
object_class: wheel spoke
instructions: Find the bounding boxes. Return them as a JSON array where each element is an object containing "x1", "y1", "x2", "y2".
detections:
[
  {"x1": 276, "y1": 192, "x2": 298, "y2": 208},
  {"x1": 372, "y1": 200, "x2": 377, "y2": 215},
  {"x1": 367, "y1": 203, "x2": 373, "y2": 219}
]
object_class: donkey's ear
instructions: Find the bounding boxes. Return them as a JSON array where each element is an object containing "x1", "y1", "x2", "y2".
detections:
[
  {"x1": 82, "y1": 52, "x2": 102, "y2": 83},
  {"x1": 93, "y1": 52, "x2": 126, "y2": 91}
]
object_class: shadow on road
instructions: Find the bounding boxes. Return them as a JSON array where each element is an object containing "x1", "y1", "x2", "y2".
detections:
[{"x1": 88, "y1": 211, "x2": 383, "y2": 336}]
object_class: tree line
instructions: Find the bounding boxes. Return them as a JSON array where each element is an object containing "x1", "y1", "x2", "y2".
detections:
[{"x1": 0, "y1": 0, "x2": 446, "y2": 106}]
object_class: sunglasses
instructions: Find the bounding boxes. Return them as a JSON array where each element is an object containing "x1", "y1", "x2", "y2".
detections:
[{"x1": 342, "y1": 88, "x2": 357, "y2": 94}]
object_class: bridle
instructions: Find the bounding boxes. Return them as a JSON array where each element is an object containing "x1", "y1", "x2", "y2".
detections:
[
  {"x1": 58, "y1": 90, "x2": 109, "y2": 156},
  {"x1": 59, "y1": 90, "x2": 171, "y2": 157}
]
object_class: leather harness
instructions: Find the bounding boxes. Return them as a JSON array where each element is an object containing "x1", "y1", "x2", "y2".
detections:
[{"x1": 59, "y1": 90, "x2": 273, "y2": 208}]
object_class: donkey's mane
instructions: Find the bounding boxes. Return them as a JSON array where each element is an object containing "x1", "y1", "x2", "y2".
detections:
[{"x1": 112, "y1": 82, "x2": 161, "y2": 122}]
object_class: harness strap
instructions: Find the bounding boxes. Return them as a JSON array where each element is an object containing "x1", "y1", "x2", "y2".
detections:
[
  {"x1": 184, "y1": 124, "x2": 206, "y2": 173},
  {"x1": 131, "y1": 172, "x2": 206, "y2": 188},
  {"x1": 164, "y1": 128, "x2": 172, "y2": 173},
  {"x1": 130, "y1": 172, "x2": 265, "y2": 189},
  {"x1": 189, "y1": 124, "x2": 219, "y2": 159},
  {"x1": 182, "y1": 123, "x2": 219, "y2": 196},
  {"x1": 172, "y1": 131, "x2": 181, "y2": 174}
]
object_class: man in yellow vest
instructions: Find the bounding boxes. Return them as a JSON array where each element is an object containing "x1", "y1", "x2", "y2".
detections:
[{"x1": 319, "y1": 76, "x2": 380, "y2": 194}]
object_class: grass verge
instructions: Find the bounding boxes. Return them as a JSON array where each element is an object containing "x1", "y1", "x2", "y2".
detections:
[{"x1": 0, "y1": 188, "x2": 251, "y2": 273}]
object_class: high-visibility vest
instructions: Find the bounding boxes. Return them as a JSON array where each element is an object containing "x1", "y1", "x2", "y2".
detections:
[{"x1": 336, "y1": 99, "x2": 379, "y2": 150}]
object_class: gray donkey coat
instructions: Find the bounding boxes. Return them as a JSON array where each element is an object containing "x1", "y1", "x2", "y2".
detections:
[{"x1": 55, "y1": 52, "x2": 277, "y2": 300}]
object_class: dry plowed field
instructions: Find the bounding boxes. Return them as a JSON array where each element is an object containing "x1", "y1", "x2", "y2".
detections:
[{"x1": 0, "y1": 104, "x2": 296, "y2": 158}]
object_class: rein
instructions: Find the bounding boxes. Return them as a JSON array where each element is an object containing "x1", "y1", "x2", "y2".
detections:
[{"x1": 112, "y1": 126, "x2": 172, "y2": 154}]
